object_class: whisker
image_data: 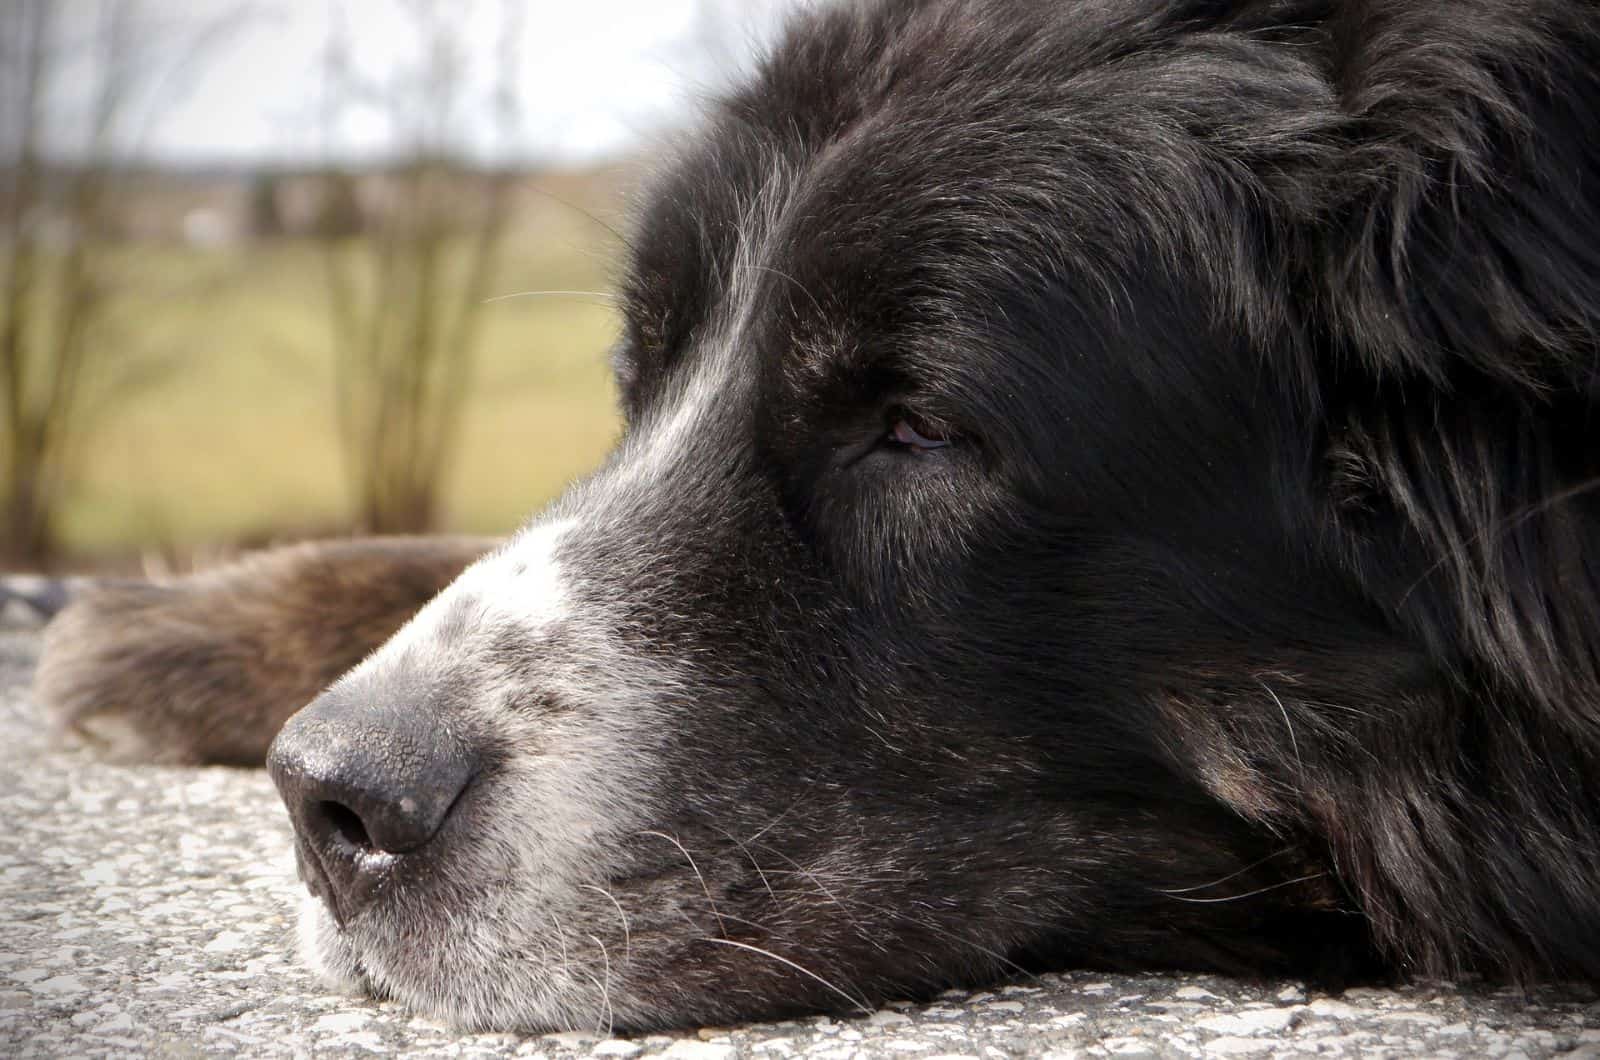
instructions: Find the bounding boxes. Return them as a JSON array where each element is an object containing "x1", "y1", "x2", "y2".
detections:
[
  {"x1": 638, "y1": 830, "x2": 728, "y2": 936},
  {"x1": 823, "y1": 891, "x2": 1044, "y2": 980},
  {"x1": 699, "y1": 936, "x2": 872, "y2": 1014},
  {"x1": 704, "y1": 909, "x2": 778, "y2": 934},
  {"x1": 1257, "y1": 678, "x2": 1303, "y2": 774},
  {"x1": 735, "y1": 262, "x2": 828, "y2": 319},
  {"x1": 748, "y1": 841, "x2": 867, "y2": 932},
  {"x1": 587, "y1": 934, "x2": 616, "y2": 1037},
  {"x1": 549, "y1": 912, "x2": 572, "y2": 972},
  {"x1": 522, "y1": 183, "x2": 629, "y2": 246},
  {"x1": 1156, "y1": 847, "x2": 1294, "y2": 895},
  {"x1": 745, "y1": 791, "x2": 811, "y2": 844},
  {"x1": 583, "y1": 883, "x2": 632, "y2": 963},
  {"x1": 711, "y1": 825, "x2": 780, "y2": 907},
  {"x1": 1397, "y1": 474, "x2": 1600, "y2": 607},
  {"x1": 482, "y1": 289, "x2": 619, "y2": 305},
  {"x1": 1163, "y1": 870, "x2": 1327, "y2": 904},
  {"x1": 742, "y1": 852, "x2": 1043, "y2": 981}
]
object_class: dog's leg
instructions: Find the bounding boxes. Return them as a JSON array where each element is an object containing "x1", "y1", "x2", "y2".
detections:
[{"x1": 28, "y1": 536, "x2": 494, "y2": 765}]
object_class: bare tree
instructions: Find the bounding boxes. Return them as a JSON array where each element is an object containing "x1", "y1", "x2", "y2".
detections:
[
  {"x1": 317, "y1": 0, "x2": 523, "y2": 534},
  {"x1": 0, "y1": 0, "x2": 237, "y2": 565},
  {"x1": 0, "y1": 2, "x2": 52, "y2": 562},
  {"x1": 0, "y1": 1, "x2": 147, "y2": 565}
]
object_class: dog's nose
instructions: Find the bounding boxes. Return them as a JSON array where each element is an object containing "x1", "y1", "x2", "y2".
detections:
[{"x1": 266, "y1": 685, "x2": 477, "y2": 924}]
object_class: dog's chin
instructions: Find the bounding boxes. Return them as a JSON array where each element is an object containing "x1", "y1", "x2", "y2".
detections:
[
  {"x1": 294, "y1": 891, "x2": 646, "y2": 1033},
  {"x1": 296, "y1": 895, "x2": 374, "y2": 997},
  {"x1": 297, "y1": 898, "x2": 519, "y2": 1030}
]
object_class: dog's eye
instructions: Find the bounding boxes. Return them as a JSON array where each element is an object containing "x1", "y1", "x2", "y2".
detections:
[{"x1": 888, "y1": 413, "x2": 951, "y2": 452}]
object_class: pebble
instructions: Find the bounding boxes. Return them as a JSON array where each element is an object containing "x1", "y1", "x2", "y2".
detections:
[
  {"x1": 203, "y1": 931, "x2": 249, "y2": 954},
  {"x1": 660, "y1": 1042, "x2": 734, "y2": 1060},
  {"x1": 1174, "y1": 986, "x2": 1218, "y2": 1001},
  {"x1": 1195, "y1": 1007, "x2": 1299, "y2": 1034},
  {"x1": 1204, "y1": 1036, "x2": 1273, "y2": 1055},
  {"x1": 312, "y1": 1011, "x2": 372, "y2": 1033}
]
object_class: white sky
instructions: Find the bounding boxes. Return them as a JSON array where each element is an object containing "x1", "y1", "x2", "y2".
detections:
[{"x1": 101, "y1": 0, "x2": 801, "y2": 166}]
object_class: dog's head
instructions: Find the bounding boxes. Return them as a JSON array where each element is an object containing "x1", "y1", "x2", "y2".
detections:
[{"x1": 266, "y1": 0, "x2": 1600, "y2": 1031}]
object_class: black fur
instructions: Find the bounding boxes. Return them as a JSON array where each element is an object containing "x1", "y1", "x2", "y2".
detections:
[
  {"x1": 612, "y1": 0, "x2": 1600, "y2": 989},
  {"x1": 47, "y1": 0, "x2": 1600, "y2": 1030}
]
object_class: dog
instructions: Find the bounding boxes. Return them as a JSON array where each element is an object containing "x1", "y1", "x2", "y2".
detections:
[{"x1": 26, "y1": 0, "x2": 1600, "y2": 1034}]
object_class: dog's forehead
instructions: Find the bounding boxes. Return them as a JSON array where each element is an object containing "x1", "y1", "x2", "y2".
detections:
[
  {"x1": 622, "y1": 2, "x2": 1196, "y2": 349},
  {"x1": 617, "y1": 0, "x2": 1317, "y2": 457},
  {"x1": 621, "y1": 4, "x2": 997, "y2": 355},
  {"x1": 621, "y1": 121, "x2": 1004, "y2": 413}
]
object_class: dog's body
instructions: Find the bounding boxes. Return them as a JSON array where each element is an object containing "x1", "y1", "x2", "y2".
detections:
[{"x1": 29, "y1": 0, "x2": 1600, "y2": 1033}]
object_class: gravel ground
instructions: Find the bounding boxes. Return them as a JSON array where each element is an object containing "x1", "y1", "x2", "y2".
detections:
[{"x1": 3, "y1": 627, "x2": 1599, "y2": 1058}]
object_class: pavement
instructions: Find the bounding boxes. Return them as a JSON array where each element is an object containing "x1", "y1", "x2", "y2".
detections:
[{"x1": 2, "y1": 627, "x2": 1599, "y2": 1058}]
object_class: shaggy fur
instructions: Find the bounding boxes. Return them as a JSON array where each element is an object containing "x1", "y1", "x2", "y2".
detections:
[{"x1": 25, "y1": 0, "x2": 1600, "y2": 1032}]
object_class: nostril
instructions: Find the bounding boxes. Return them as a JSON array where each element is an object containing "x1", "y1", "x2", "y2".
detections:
[
  {"x1": 269, "y1": 691, "x2": 481, "y2": 860},
  {"x1": 267, "y1": 692, "x2": 482, "y2": 926},
  {"x1": 321, "y1": 800, "x2": 374, "y2": 854},
  {"x1": 291, "y1": 773, "x2": 473, "y2": 857}
]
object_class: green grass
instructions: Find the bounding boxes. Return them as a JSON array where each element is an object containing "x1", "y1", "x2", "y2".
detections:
[{"x1": 52, "y1": 207, "x2": 626, "y2": 558}]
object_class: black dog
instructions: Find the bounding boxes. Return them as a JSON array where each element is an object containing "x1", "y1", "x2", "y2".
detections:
[{"x1": 32, "y1": 0, "x2": 1600, "y2": 1032}]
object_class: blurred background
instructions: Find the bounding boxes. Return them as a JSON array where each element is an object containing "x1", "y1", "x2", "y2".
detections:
[{"x1": 0, "y1": 0, "x2": 801, "y2": 570}]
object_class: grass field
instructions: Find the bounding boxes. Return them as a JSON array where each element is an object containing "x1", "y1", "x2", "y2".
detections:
[{"x1": 48, "y1": 183, "x2": 630, "y2": 559}]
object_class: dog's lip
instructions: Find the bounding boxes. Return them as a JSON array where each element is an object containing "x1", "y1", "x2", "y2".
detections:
[
  {"x1": 292, "y1": 829, "x2": 406, "y2": 928},
  {"x1": 296, "y1": 773, "x2": 487, "y2": 929},
  {"x1": 293, "y1": 837, "x2": 340, "y2": 920}
]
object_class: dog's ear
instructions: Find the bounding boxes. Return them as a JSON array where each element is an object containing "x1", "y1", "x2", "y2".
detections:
[
  {"x1": 1306, "y1": 5, "x2": 1600, "y2": 708},
  {"x1": 1309, "y1": 4, "x2": 1600, "y2": 392}
]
